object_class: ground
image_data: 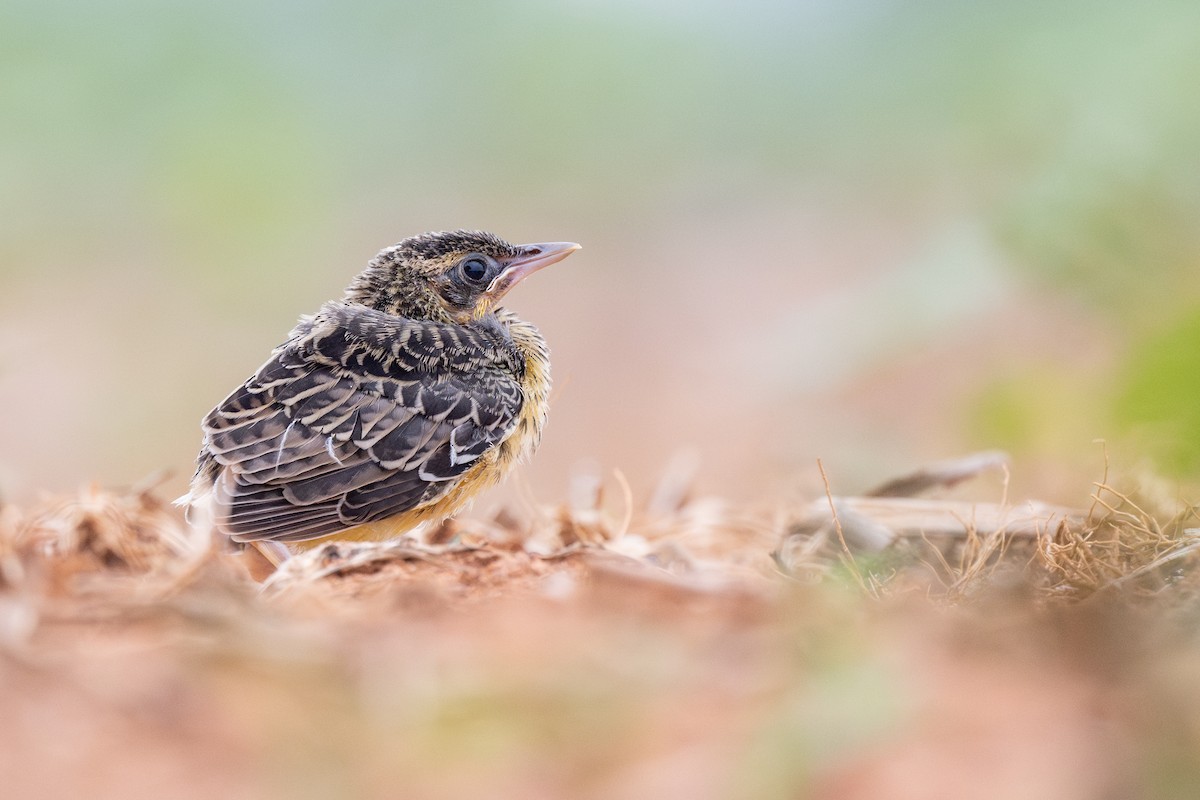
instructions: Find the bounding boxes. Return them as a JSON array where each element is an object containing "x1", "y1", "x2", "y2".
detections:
[{"x1": 1, "y1": 464, "x2": 1198, "y2": 799}]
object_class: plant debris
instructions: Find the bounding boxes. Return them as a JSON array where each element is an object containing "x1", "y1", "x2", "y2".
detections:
[{"x1": 3, "y1": 456, "x2": 1200, "y2": 799}]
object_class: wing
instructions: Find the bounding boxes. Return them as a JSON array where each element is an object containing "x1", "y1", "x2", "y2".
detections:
[{"x1": 199, "y1": 302, "x2": 525, "y2": 543}]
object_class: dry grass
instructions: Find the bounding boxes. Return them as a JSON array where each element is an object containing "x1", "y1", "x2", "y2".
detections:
[
  {"x1": 1040, "y1": 481, "x2": 1200, "y2": 599},
  {"x1": 3, "y1": 459, "x2": 1200, "y2": 799}
]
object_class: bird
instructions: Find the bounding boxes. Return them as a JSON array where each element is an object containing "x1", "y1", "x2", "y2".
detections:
[{"x1": 179, "y1": 230, "x2": 580, "y2": 562}]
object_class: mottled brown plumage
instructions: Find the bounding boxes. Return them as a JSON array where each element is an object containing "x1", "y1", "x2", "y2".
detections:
[{"x1": 181, "y1": 230, "x2": 579, "y2": 553}]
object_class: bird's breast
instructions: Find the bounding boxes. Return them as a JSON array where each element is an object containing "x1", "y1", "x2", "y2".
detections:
[{"x1": 497, "y1": 314, "x2": 551, "y2": 470}]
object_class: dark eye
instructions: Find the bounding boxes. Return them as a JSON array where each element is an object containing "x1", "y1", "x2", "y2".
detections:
[{"x1": 461, "y1": 256, "x2": 489, "y2": 283}]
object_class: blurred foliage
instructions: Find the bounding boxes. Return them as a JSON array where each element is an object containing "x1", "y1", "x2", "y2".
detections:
[
  {"x1": 970, "y1": 313, "x2": 1200, "y2": 483},
  {"x1": 1116, "y1": 310, "x2": 1200, "y2": 475},
  {"x1": 1, "y1": 0, "x2": 1199, "y2": 490},
  {"x1": 5, "y1": 0, "x2": 1197, "y2": 248},
  {"x1": 1000, "y1": 171, "x2": 1200, "y2": 320}
]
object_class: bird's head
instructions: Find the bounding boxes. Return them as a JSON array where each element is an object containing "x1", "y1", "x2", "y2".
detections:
[{"x1": 346, "y1": 230, "x2": 580, "y2": 323}]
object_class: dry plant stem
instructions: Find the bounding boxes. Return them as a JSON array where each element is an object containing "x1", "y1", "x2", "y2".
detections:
[
  {"x1": 794, "y1": 498, "x2": 1084, "y2": 540},
  {"x1": 865, "y1": 451, "x2": 1009, "y2": 498},
  {"x1": 918, "y1": 530, "x2": 957, "y2": 587},
  {"x1": 1039, "y1": 478, "x2": 1200, "y2": 599},
  {"x1": 612, "y1": 468, "x2": 634, "y2": 541},
  {"x1": 915, "y1": 521, "x2": 1010, "y2": 598},
  {"x1": 1087, "y1": 440, "x2": 1111, "y2": 521},
  {"x1": 1088, "y1": 479, "x2": 1156, "y2": 532},
  {"x1": 817, "y1": 458, "x2": 870, "y2": 594}
]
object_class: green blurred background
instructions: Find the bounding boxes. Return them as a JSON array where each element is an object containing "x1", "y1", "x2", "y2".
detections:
[{"x1": 3, "y1": 0, "x2": 1199, "y2": 506}]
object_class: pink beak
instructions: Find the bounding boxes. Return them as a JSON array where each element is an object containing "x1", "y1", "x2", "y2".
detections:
[{"x1": 487, "y1": 241, "x2": 581, "y2": 301}]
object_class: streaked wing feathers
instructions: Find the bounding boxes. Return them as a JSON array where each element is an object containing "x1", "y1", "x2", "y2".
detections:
[{"x1": 199, "y1": 302, "x2": 525, "y2": 542}]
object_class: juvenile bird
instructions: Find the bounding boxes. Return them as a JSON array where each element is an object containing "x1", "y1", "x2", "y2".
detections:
[{"x1": 181, "y1": 230, "x2": 579, "y2": 559}]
